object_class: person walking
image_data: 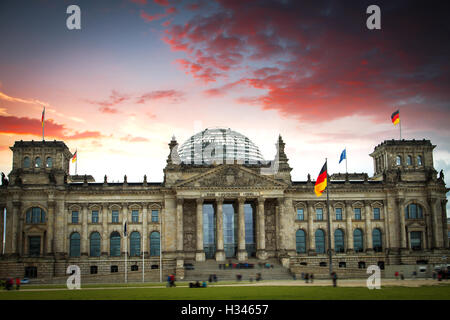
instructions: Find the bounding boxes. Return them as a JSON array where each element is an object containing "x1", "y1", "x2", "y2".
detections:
[
  {"x1": 305, "y1": 273, "x2": 309, "y2": 283},
  {"x1": 310, "y1": 273, "x2": 314, "y2": 283},
  {"x1": 15, "y1": 278, "x2": 20, "y2": 290},
  {"x1": 331, "y1": 272, "x2": 337, "y2": 287},
  {"x1": 395, "y1": 271, "x2": 399, "y2": 280}
]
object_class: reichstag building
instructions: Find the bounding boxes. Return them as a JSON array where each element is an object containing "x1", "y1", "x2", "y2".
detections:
[{"x1": 0, "y1": 128, "x2": 448, "y2": 281}]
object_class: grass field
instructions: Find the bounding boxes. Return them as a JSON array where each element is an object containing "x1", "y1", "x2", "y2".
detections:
[{"x1": 0, "y1": 283, "x2": 449, "y2": 300}]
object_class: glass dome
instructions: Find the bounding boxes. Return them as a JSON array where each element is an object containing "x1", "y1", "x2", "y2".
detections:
[{"x1": 178, "y1": 128, "x2": 265, "y2": 165}]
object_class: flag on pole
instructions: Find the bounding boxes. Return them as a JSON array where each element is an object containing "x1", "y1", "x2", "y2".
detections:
[
  {"x1": 314, "y1": 161, "x2": 327, "y2": 197},
  {"x1": 71, "y1": 151, "x2": 77, "y2": 163},
  {"x1": 41, "y1": 107, "x2": 45, "y2": 127},
  {"x1": 391, "y1": 110, "x2": 400, "y2": 125},
  {"x1": 339, "y1": 149, "x2": 346, "y2": 164}
]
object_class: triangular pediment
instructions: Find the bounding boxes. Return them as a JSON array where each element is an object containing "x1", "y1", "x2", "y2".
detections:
[{"x1": 175, "y1": 165, "x2": 287, "y2": 189}]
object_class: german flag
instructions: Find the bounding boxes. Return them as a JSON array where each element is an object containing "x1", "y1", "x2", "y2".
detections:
[
  {"x1": 391, "y1": 110, "x2": 400, "y2": 125},
  {"x1": 71, "y1": 151, "x2": 77, "y2": 163},
  {"x1": 41, "y1": 106, "x2": 45, "y2": 127},
  {"x1": 314, "y1": 162, "x2": 327, "y2": 197}
]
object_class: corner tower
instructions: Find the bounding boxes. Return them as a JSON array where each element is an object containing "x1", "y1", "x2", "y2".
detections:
[{"x1": 8, "y1": 140, "x2": 73, "y2": 186}]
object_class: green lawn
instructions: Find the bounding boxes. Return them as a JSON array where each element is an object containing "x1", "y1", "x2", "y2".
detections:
[{"x1": 0, "y1": 284, "x2": 449, "y2": 300}]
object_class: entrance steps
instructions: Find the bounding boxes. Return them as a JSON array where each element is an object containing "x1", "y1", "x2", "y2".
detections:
[{"x1": 183, "y1": 258, "x2": 293, "y2": 282}]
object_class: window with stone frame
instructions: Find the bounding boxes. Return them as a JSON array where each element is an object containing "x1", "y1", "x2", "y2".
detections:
[
  {"x1": 315, "y1": 208, "x2": 324, "y2": 221},
  {"x1": 90, "y1": 266, "x2": 98, "y2": 274},
  {"x1": 373, "y1": 207, "x2": 381, "y2": 220},
  {"x1": 91, "y1": 210, "x2": 99, "y2": 223},
  {"x1": 296, "y1": 208, "x2": 304, "y2": 221},
  {"x1": 111, "y1": 265, "x2": 118, "y2": 273},
  {"x1": 335, "y1": 207, "x2": 343, "y2": 220},
  {"x1": 71, "y1": 211, "x2": 79, "y2": 224},
  {"x1": 112, "y1": 210, "x2": 119, "y2": 223},
  {"x1": 132, "y1": 210, "x2": 139, "y2": 223},
  {"x1": 354, "y1": 208, "x2": 362, "y2": 220},
  {"x1": 405, "y1": 204, "x2": 423, "y2": 219},
  {"x1": 296, "y1": 229, "x2": 306, "y2": 253},
  {"x1": 151, "y1": 209, "x2": 159, "y2": 222}
]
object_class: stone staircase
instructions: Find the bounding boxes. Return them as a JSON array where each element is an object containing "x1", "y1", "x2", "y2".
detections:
[{"x1": 183, "y1": 258, "x2": 293, "y2": 282}]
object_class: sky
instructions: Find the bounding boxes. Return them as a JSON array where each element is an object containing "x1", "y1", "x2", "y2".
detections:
[{"x1": 0, "y1": 0, "x2": 449, "y2": 212}]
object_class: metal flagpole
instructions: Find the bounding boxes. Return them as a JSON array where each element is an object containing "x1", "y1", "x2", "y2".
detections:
[
  {"x1": 160, "y1": 210, "x2": 162, "y2": 283},
  {"x1": 75, "y1": 149, "x2": 78, "y2": 176},
  {"x1": 42, "y1": 106, "x2": 45, "y2": 141},
  {"x1": 345, "y1": 147, "x2": 348, "y2": 174},
  {"x1": 142, "y1": 227, "x2": 145, "y2": 283},
  {"x1": 325, "y1": 158, "x2": 333, "y2": 276},
  {"x1": 124, "y1": 219, "x2": 128, "y2": 284}
]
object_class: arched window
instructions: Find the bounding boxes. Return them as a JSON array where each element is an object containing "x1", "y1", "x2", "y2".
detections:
[
  {"x1": 23, "y1": 157, "x2": 31, "y2": 168},
  {"x1": 150, "y1": 231, "x2": 160, "y2": 256},
  {"x1": 110, "y1": 231, "x2": 121, "y2": 257},
  {"x1": 315, "y1": 229, "x2": 325, "y2": 254},
  {"x1": 35, "y1": 157, "x2": 42, "y2": 168},
  {"x1": 130, "y1": 231, "x2": 141, "y2": 257},
  {"x1": 353, "y1": 229, "x2": 364, "y2": 252},
  {"x1": 396, "y1": 155, "x2": 402, "y2": 166},
  {"x1": 90, "y1": 232, "x2": 101, "y2": 257},
  {"x1": 405, "y1": 203, "x2": 423, "y2": 219},
  {"x1": 334, "y1": 229, "x2": 345, "y2": 253},
  {"x1": 46, "y1": 157, "x2": 53, "y2": 168},
  {"x1": 373, "y1": 228, "x2": 382, "y2": 252},
  {"x1": 70, "y1": 232, "x2": 81, "y2": 257},
  {"x1": 26, "y1": 207, "x2": 46, "y2": 224},
  {"x1": 417, "y1": 155, "x2": 423, "y2": 166},
  {"x1": 406, "y1": 155, "x2": 412, "y2": 166},
  {"x1": 296, "y1": 229, "x2": 306, "y2": 253}
]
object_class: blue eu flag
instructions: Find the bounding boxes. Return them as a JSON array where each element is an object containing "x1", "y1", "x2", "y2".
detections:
[{"x1": 339, "y1": 149, "x2": 346, "y2": 164}]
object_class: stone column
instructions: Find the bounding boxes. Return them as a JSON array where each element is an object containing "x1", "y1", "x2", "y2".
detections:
[
  {"x1": 46, "y1": 201, "x2": 56, "y2": 256},
  {"x1": 237, "y1": 197, "x2": 247, "y2": 261},
  {"x1": 442, "y1": 200, "x2": 449, "y2": 248},
  {"x1": 195, "y1": 198, "x2": 205, "y2": 261},
  {"x1": 429, "y1": 198, "x2": 443, "y2": 248},
  {"x1": 101, "y1": 203, "x2": 108, "y2": 256},
  {"x1": 397, "y1": 198, "x2": 406, "y2": 249},
  {"x1": 12, "y1": 201, "x2": 20, "y2": 255},
  {"x1": 345, "y1": 201, "x2": 354, "y2": 252},
  {"x1": 256, "y1": 197, "x2": 267, "y2": 260},
  {"x1": 81, "y1": 203, "x2": 88, "y2": 256},
  {"x1": 17, "y1": 207, "x2": 24, "y2": 257},
  {"x1": 142, "y1": 203, "x2": 148, "y2": 257},
  {"x1": 307, "y1": 201, "x2": 315, "y2": 254},
  {"x1": 176, "y1": 198, "x2": 184, "y2": 255},
  {"x1": 122, "y1": 203, "x2": 128, "y2": 256},
  {"x1": 364, "y1": 201, "x2": 373, "y2": 252},
  {"x1": 54, "y1": 200, "x2": 65, "y2": 257},
  {"x1": 329, "y1": 202, "x2": 335, "y2": 253},
  {"x1": 215, "y1": 197, "x2": 225, "y2": 261}
]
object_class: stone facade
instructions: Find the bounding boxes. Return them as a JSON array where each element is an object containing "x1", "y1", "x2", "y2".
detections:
[{"x1": 0, "y1": 135, "x2": 448, "y2": 282}]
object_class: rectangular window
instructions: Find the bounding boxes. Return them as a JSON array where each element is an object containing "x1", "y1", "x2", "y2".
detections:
[
  {"x1": 354, "y1": 208, "x2": 361, "y2": 220},
  {"x1": 411, "y1": 231, "x2": 422, "y2": 250},
  {"x1": 335, "y1": 208, "x2": 343, "y2": 220},
  {"x1": 111, "y1": 265, "x2": 118, "y2": 273},
  {"x1": 151, "y1": 210, "x2": 159, "y2": 223},
  {"x1": 296, "y1": 208, "x2": 304, "y2": 221},
  {"x1": 25, "y1": 267, "x2": 38, "y2": 278},
  {"x1": 90, "y1": 266, "x2": 98, "y2": 274},
  {"x1": 316, "y1": 208, "x2": 323, "y2": 221},
  {"x1": 112, "y1": 210, "x2": 119, "y2": 223},
  {"x1": 28, "y1": 236, "x2": 41, "y2": 257},
  {"x1": 373, "y1": 208, "x2": 380, "y2": 220},
  {"x1": 71, "y1": 211, "x2": 79, "y2": 224},
  {"x1": 132, "y1": 210, "x2": 139, "y2": 223},
  {"x1": 92, "y1": 210, "x2": 99, "y2": 223}
]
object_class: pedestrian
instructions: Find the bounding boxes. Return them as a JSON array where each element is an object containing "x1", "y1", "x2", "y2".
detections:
[
  {"x1": 15, "y1": 278, "x2": 20, "y2": 290},
  {"x1": 6, "y1": 278, "x2": 12, "y2": 291},
  {"x1": 331, "y1": 272, "x2": 337, "y2": 287},
  {"x1": 305, "y1": 273, "x2": 309, "y2": 283},
  {"x1": 432, "y1": 271, "x2": 436, "y2": 280},
  {"x1": 301, "y1": 272, "x2": 305, "y2": 280},
  {"x1": 400, "y1": 272, "x2": 404, "y2": 280},
  {"x1": 438, "y1": 271, "x2": 442, "y2": 282},
  {"x1": 310, "y1": 273, "x2": 314, "y2": 283},
  {"x1": 395, "y1": 271, "x2": 399, "y2": 280}
]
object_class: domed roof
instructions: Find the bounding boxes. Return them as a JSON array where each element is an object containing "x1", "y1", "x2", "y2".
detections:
[{"x1": 178, "y1": 128, "x2": 265, "y2": 165}]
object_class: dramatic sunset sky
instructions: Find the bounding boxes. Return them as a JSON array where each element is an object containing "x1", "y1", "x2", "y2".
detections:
[{"x1": 0, "y1": 0, "x2": 449, "y2": 208}]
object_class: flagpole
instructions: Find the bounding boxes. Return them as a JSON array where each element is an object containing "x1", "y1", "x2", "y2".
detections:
[
  {"x1": 75, "y1": 149, "x2": 78, "y2": 175},
  {"x1": 325, "y1": 158, "x2": 333, "y2": 276},
  {"x1": 142, "y1": 226, "x2": 145, "y2": 283},
  {"x1": 42, "y1": 106, "x2": 45, "y2": 141},
  {"x1": 345, "y1": 147, "x2": 348, "y2": 174}
]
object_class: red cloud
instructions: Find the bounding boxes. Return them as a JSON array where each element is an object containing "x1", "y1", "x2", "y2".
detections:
[
  {"x1": 99, "y1": 107, "x2": 119, "y2": 114},
  {"x1": 158, "y1": 1, "x2": 450, "y2": 129},
  {"x1": 86, "y1": 90, "x2": 130, "y2": 113},
  {"x1": 154, "y1": 0, "x2": 169, "y2": 6},
  {"x1": 120, "y1": 135, "x2": 149, "y2": 142},
  {"x1": 0, "y1": 115, "x2": 103, "y2": 140},
  {"x1": 140, "y1": 7, "x2": 177, "y2": 22},
  {"x1": 136, "y1": 90, "x2": 184, "y2": 104}
]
